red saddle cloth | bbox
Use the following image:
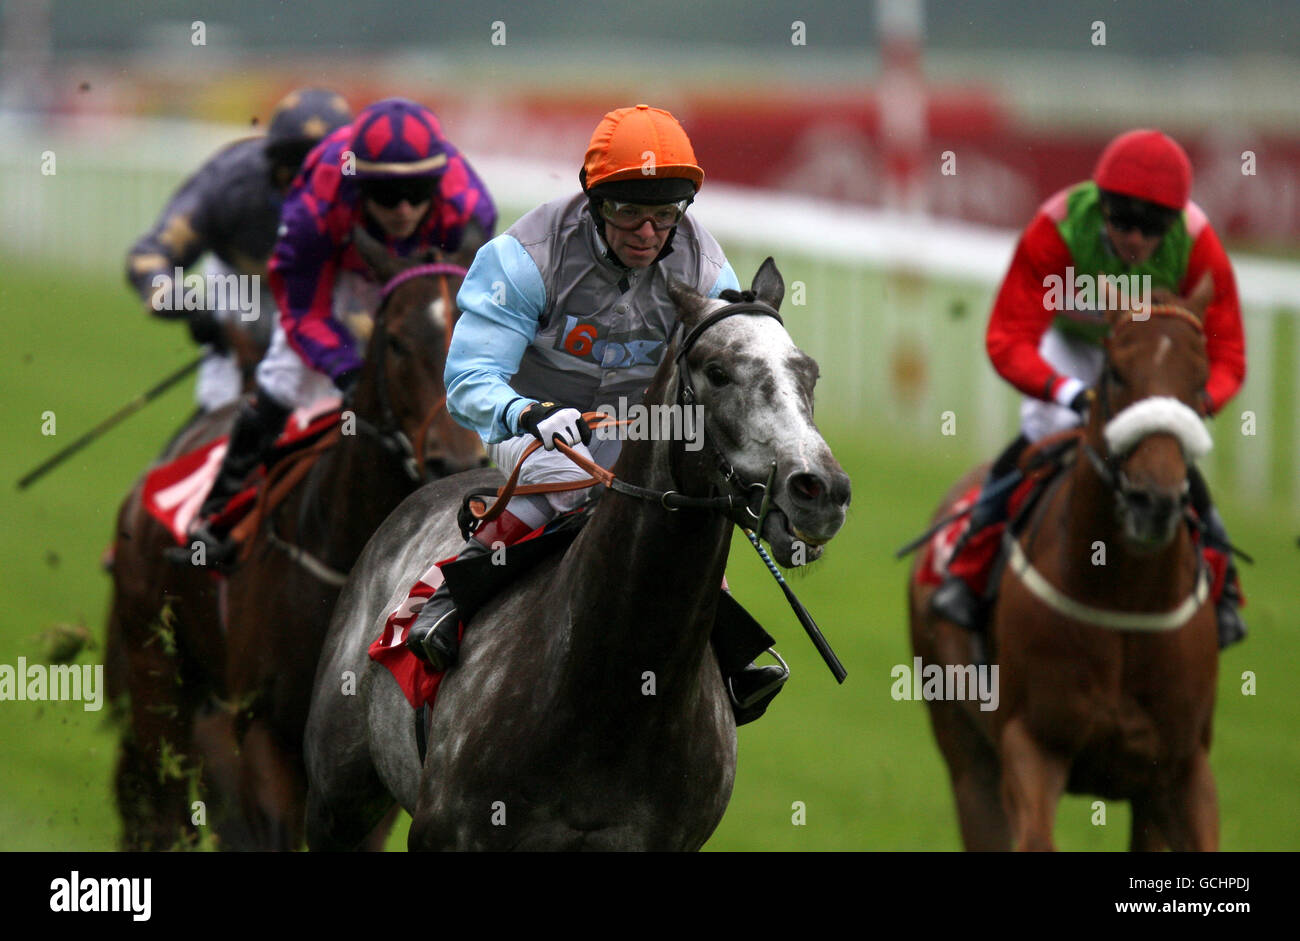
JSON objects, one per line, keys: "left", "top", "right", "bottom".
{"left": 368, "top": 521, "right": 556, "bottom": 711}
{"left": 916, "top": 474, "right": 1237, "bottom": 608}
{"left": 141, "top": 401, "right": 341, "bottom": 546}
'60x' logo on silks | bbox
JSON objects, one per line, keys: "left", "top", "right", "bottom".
{"left": 557, "top": 315, "right": 665, "bottom": 369}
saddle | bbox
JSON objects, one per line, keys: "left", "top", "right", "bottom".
{"left": 370, "top": 488, "right": 776, "bottom": 713}
{"left": 142, "top": 405, "right": 342, "bottom": 550}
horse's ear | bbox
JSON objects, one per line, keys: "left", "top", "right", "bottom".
{"left": 668, "top": 278, "right": 710, "bottom": 328}
{"left": 750, "top": 257, "right": 784, "bottom": 311}
{"left": 352, "top": 224, "right": 398, "bottom": 282}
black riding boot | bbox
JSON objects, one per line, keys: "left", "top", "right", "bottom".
{"left": 405, "top": 539, "right": 491, "bottom": 671}
{"left": 727, "top": 654, "right": 790, "bottom": 726}
{"left": 172, "top": 388, "right": 290, "bottom": 568}
{"left": 405, "top": 511, "right": 530, "bottom": 670}
{"left": 1188, "top": 467, "right": 1247, "bottom": 649}
{"left": 931, "top": 434, "right": 1029, "bottom": 630}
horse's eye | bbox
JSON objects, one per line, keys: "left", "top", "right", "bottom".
{"left": 705, "top": 363, "right": 730, "bottom": 387}
{"left": 387, "top": 334, "right": 408, "bottom": 356}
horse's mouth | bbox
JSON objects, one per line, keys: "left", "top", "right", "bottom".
{"left": 761, "top": 507, "right": 827, "bottom": 567}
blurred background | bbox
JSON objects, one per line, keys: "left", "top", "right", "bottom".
{"left": 1, "top": 0, "right": 1296, "bottom": 851}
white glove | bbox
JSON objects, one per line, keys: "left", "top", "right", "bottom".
{"left": 519, "top": 402, "right": 591, "bottom": 451}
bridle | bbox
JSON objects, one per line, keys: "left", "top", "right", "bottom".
{"left": 353, "top": 262, "right": 467, "bottom": 483}
{"left": 466, "top": 298, "right": 787, "bottom": 530}
{"left": 1080, "top": 304, "right": 1205, "bottom": 497}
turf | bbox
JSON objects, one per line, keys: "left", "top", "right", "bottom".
{"left": 0, "top": 256, "right": 1295, "bottom": 851}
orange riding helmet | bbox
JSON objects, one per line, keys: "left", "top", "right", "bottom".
{"left": 581, "top": 104, "right": 704, "bottom": 203}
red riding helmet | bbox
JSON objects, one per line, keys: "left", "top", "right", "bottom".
{"left": 1093, "top": 129, "right": 1193, "bottom": 211}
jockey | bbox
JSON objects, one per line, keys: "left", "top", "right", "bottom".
{"left": 183, "top": 97, "right": 497, "bottom": 563}
{"left": 126, "top": 88, "right": 353, "bottom": 415}
{"left": 406, "top": 103, "right": 788, "bottom": 717}
{"left": 932, "top": 128, "right": 1248, "bottom": 648}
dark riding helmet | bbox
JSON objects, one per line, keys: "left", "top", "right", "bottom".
{"left": 265, "top": 87, "right": 352, "bottom": 182}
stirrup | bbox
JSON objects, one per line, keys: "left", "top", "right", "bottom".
{"left": 164, "top": 520, "right": 238, "bottom": 571}
{"left": 728, "top": 647, "right": 789, "bottom": 711}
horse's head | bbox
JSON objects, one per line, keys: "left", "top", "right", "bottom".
{"left": 660, "top": 257, "right": 851, "bottom": 567}
{"left": 351, "top": 225, "right": 486, "bottom": 478}
{"left": 1092, "top": 303, "right": 1212, "bottom": 550}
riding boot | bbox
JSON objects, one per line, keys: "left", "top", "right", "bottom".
{"left": 1188, "top": 467, "right": 1247, "bottom": 649}
{"left": 727, "top": 656, "right": 790, "bottom": 726}
{"left": 170, "top": 387, "right": 290, "bottom": 568}
{"left": 931, "top": 433, "right": 1029, "bottom": 630}
{"left": 405, "top": 512, "right": 529, "bottom": 671}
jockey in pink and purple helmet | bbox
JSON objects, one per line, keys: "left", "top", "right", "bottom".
{"left": 180, "top": 98, "right": 497, "bottom": 565}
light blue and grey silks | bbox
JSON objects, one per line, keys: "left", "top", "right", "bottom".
{"left": 444, "top": 192, "right": 739, "bottom": 530}
{"left": 444, "top": 192, "right": 739, "bottom": 446}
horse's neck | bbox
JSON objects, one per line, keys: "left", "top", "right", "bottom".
{"left": 559, "top": 434, "right": 733, "bottom": 701}
{"left": 292, "top": 412, "right": 414, "bottom": 569}
{"left": 1056, "top": 435, "right": 1195, "bottom": 608}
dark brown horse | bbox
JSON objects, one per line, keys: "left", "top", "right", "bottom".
{"left": 910, "top": 303, "right": 1220, "bottom": 851}
{"left": 304, "top": 259, "right": 852, "bottom": 850}
{"left": 105, "top": 230, "right": 484, "bottom": 850}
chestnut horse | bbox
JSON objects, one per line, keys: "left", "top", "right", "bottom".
{"left": 304, "top": 259, "right": 852, "bottom": 850}
{"left": 105, "top": 230, "right": 484, "bottom": 849}
{"left": 910, "top": 303, "right": 1220, "bottom": 851}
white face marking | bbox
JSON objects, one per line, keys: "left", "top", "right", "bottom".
{"left": 426, "top": 298, "right": 447, "bottom": 333}
{"left": 690, "top": 298, "right": 819, "bottom": 474}
{"left": 1153, "top": 335, "right": 1172, "bottom": 367}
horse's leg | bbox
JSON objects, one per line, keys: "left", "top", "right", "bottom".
{"left": 1150, "top": 750, "right": 1219, "bottom": 852}
{"left": 358, "top": 806, "right": 401, "bottom": 851}
{"left": 999, "top": 716, "right": 1070, "bottom": 852}
{"left": 190, "top": 702, "right": 258, "bottom": 850}
{"left": 1128, "top": 797, "right": 1169, "bottom": 852}
{"left": 117, "top": 609, "right": 204, "bottom": 850}
{"left": 922, "top": 623, "right": 1009, "bottom": 850}
{"left": 238, "top": 717, "right": 306, "bottom": 851}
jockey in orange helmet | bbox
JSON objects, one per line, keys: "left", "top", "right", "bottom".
{"left": 932, "top": 129, "right": 1248, "bottom": 649}
{"left": 405, "top": 105, "right": 788, "bottom": 722}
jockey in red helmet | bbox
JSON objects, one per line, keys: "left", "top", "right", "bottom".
{"left": 178, "top": 98, "right": 496, "bottom": 566}
{"left": 931, "top": 128, "right": 1248, "bottom": 649}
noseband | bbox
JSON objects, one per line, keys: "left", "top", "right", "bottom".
{"left": 1081, "top": 304, "right": 1208, "bottom": 496}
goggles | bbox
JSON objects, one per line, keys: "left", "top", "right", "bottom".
{"left": 361, "top": 176, "right": 438, "bottom": 209}
{"left": 1106, "top": 211, "right": 1173, "bottom": 238}
{"left": 599, "top": 198, "right": 690, "bottom": 232}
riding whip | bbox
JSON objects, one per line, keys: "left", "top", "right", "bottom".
{"left": 16, "top": 354, "right": 203, "bottom": 490}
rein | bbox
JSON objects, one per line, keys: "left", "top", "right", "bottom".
{"left": 466, "top": 300, "right": 786, "bottom": 528}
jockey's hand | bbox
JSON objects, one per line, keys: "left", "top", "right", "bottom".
{"left": 335, "top": 369, "right": 360, "bottom": 405}
{"left": 519, "top": 402, "right": 591, "bottom": 450}
{"left": 187, "top": 309, "right": 228, "bottom": 354}
{"left": 1068, "top": 389, "right": 1093, "bottom": 415}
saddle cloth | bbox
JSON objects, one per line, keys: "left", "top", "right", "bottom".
{"left": 141, "top": 400, "right": 342, "bottom": 545}
{"left": 916, "top": 467, "right": 1235, "bottom": 609}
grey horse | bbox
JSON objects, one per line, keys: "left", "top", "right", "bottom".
{"left": 304, "top": 258, "right": 851, "bottom": 850}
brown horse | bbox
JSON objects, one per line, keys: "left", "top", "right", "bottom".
{"left": 105, "top": 230, "right": 484, "bottom": 850}
{"left": 910, "top": 303, "right": 1220, "bottom": 851}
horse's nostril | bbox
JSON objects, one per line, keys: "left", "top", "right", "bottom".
{"left": 789, "top": 472, "right": 824, "bottom": 502}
